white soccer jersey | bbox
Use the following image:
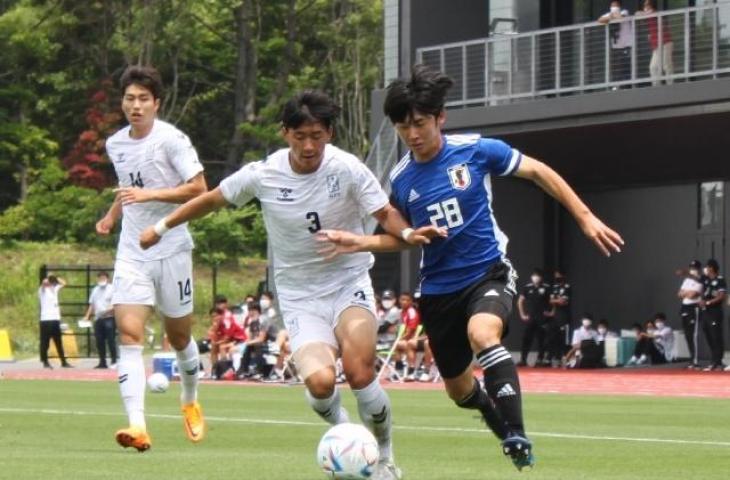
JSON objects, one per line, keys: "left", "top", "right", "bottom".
{"left": 220, "top": 144, "right": 389, "bottom": 300}
{"left": 106, "top": 119, "right": 204, "bottom": 261}
{"left": 88, "top": 284, "right": 114, "bottom": 319}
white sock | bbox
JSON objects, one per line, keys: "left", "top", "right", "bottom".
{"left": 306, "top": 388, "right": 350, "bottom": 425}
{"left": 118, "top": 345, "right": 146, "bottom": 430}
{"left": 175, "top": 338, "right": 200, "bottom": 405}
{"left": 353, "top": 379, "right": 393, "bottom": 461}
{"left": 232, "top": 349, "right": 242, "bottom": 372}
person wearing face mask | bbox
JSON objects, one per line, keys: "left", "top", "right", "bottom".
{"left": 377, "top": 290, "right": 401, "bottom": 347}
{"left": 678, "top": 260, "right": 703, "bottom": 369}
{"left": 517, "top": 269, "right": 552, "bottom": 367}
{"left": 700, "top": 259, "right": 726, "bottom": 371}
{"left": 628, "top": 314, "right": 674, "bottom": 365}
{"left": 258, "top": 291, "right": 279, "bottom": 327}
{"left": 598, "top": 1, "right": 633, "bottom": 85}
{"left": 563, "top": 314, "right": 598, "bottom": 368}
{"left": 546, "top": 270, "right": 571, "bottom": 367}
{"left": 83, "top": 271, "right": 117, "bottom": 369}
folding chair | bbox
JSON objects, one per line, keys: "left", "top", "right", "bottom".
{"left": 376, "top": 324, "right": 406, "bottom": 382}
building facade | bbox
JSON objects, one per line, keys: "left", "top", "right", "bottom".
{"left": 371, "top": 0, "right": 730, "bottom": 353}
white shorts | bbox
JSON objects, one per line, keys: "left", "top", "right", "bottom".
{"left": 279, "top": 269, "right": 377, "bottom": 354}
{"left": 112, "top": 251, "right": 194, "bottom": 318}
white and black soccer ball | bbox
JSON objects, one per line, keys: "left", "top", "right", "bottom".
{"left": 147, "top": 372, "right": 170, "bottom": 393}
{"left": 317, "top": 423, "right": 379, "bottom": 479}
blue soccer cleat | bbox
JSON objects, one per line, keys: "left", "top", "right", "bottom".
{"left": 502, "top": 434, "right": 535, "bottom": 471}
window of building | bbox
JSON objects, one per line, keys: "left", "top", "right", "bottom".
{"left": 698, "top": 181, "right": 724, "bottom": 230}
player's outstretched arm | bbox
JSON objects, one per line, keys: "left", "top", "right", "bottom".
{"left": 115, "top": 172, "right": 208, "bottom": 206}
{"left": 372, "top": 203, "right": 447, "bottom": 246}
{"left": 514, "top": 155, "right": 624, "bottom": 257}
{"left": 139, "top": 187, "right": 229, "bottom": 250}
{"left": 316, "top": 225, "right": 445, "bottom": 260}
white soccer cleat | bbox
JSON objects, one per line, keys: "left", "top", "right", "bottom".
{"left": 372, "top": 460, "right": 403, "bottom": 480}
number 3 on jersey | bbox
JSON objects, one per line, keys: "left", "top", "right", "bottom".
{"left": 306, "top": 212, "right": 321, "bottom": 233}
{"left": 427, "top": 198, "right": 464, "bottom": 229}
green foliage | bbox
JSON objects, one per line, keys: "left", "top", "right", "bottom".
{"left": 190, "top": 203, "right": 267, "bottom": 265}
{"left": 0, "top": 160, "right": 116, "bottom": 244}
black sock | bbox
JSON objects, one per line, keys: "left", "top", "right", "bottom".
{"left": 477, "top": 345, "right": 525, "bottom": 437}
{"left": 456, "top": 379, "right": 509, "bottom": 440}
{"left": 407, "top": 366, "right": 415, "bottom": 375}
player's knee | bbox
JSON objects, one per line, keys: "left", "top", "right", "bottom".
{"left": 343, "top": 365, "right": 375, "bottom": 390}
{"left": 168, "top": 332, "right": 191, "bottom": 351}
{"left": 305, "top": 369, "right": 336, "bottom": 399}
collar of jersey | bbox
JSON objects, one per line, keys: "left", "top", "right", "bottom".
{"left": 409, "top": 135, "right": 448, "bottom": 165}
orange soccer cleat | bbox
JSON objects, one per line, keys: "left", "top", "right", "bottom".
{"left": 115, "top": 426, "right": 152, "bottom": 452}
{"left": 181, "top": 401, "right": 206, "bottom": 443}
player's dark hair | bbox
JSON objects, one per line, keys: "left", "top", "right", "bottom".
{"left": 209, "top": 307, "right": 224, "bottom": 315}
{"left": 706, "top": 258, "right": 720, "bottom": 273}
{"left": 598, "top": 319, "right": 609, "bottom": 327}
{"left": 383, "top": 64, "right": 454, "bottom": 124}
{"left": 120, "top": 65, "right": 164, "bottom": 100}
{"left": 654, "top": 312, "right": 666, "bottom": 321}
{"left": 281, "top": 90, "right": 340, "bottom": 130}
{"left": 47, "top": 275, "right": 58, "bottom": 285}
{"left": 248, "top": 302, "right": 262, "bottom": 314}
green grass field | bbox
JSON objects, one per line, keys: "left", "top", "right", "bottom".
{"left": 0, "top": 380, "right": 728, "bottom": 480}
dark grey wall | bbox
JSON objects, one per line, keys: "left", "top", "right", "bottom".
{"left": 562, "top": 184, "right": 698, "bottom": 331}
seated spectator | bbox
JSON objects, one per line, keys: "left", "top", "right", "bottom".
{"left": 238, "top": 302, "right": 280, "bottom": 379}
{"left": 271, "top": 329, "right": 294, "bottom": 382}
{"left": 404, "top": 332, "right": 435, "bottom": 382}
{"left": 259, "top": 291, "right": 279, "bottom": 326}
{"left": 627, "top": 313, "right": 674, "bottom": 366}
{"left": 563, "top": 314, "right": 598, "bottom": 368}
{"left": 377, "top": 290, "right": 401, "bottom": 348}
{"left": 210, "top": 306, "right": 247, "bottom": 379}
{"left": 394, "top": 292, "right": 421, "bottom": 377}
{"left": 596, "top": 319, "right": 618, "bottom": 344}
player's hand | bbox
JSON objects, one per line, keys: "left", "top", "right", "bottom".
{"left": 316, "top": 230, "right": 365, "bottom": 261}
{"left": 520, "top": 314, "right": 530, "bottom": 322}
{"left": 403, "top": 225, "right": 448, "bottom": 245}
{"left": 578, "top": 213, "right": 624, "bottom": 257}
{"left": 115, "top": 187, "right": 152, "bottom": 205}
{"left": 139, "top": 226, "right": 161, "bottom": 250}
{"left": 96, "top": 215, "right": 115, "bottom": 235}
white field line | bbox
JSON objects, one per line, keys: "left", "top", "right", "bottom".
{"left": 1, "top": 407, "right": 729, "bottom": 448}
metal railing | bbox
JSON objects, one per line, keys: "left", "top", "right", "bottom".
{"left": 416, "top": 4, "right": 730, "bottom": 107}
{"left": 363, "top": 118, "right": 399, "bottom": 232}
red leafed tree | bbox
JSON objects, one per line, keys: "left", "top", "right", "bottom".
{"left": 63, "top": 79, "right": 123, "bottom": 190}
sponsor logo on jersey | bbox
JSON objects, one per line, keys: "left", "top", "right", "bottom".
{"left": 277, "top": 187, "right": 295, "bottom": 202}
{"left": 447, "top": 164, "right": 471, "bottom": 190}
{"left": 115, "top": 153, "right": 125, "bottom": 164}
{"left": 408, "top": 189, "right": 420, "bottom": 203}
{"left": 326, "top": 174, "right": 341, "bottom": 198}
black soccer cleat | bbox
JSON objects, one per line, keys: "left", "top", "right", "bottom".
{"left": 502, "top": 434, "right": 535, "bottom": 471}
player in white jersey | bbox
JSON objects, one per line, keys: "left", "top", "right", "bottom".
{"left": 139, "top": 91, "right": 440, "bottom": 480}
{"left": 96, "top": 66, "right": 208, "bottom": 452}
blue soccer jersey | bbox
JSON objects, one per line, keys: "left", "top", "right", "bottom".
{"left": 389, "top": 134, "right": 522, "bottom": 295}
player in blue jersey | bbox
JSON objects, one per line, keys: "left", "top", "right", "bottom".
{"left": 318, "top": 65, "right": 624, "bottom": 471}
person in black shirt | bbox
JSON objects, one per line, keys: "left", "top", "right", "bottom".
{"left": 700, "top": 259, "right": 726, "bottom": 371}
{"left": 546, "top": 270, "right": 571, "bottom": 367}
{"left": 517, "top": 269, "right": 551, "bottom": 366}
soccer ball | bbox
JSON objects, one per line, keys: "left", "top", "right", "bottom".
{"left": 147, "top": 372, "right": 169, "bottom": 393}
{"left": 316, "top": 423, "right": 379, "bottom": 479}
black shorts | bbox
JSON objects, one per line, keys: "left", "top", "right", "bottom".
{"left": 418, "top": 260, "right": 516, "bottom": 379}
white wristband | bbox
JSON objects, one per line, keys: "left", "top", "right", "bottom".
{"left": 153, "top": 218, "right": 170, "bottom": 236}
{"left": 401, "top": 227, "right": 414, "bottom": 242}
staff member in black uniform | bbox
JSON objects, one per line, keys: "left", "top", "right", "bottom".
{"left": 517, "top": 269, "right": 551, "bottom": 367}
{"left": 546, "top": 270, "right": 571, "bottom": 367}
{"left": 700, "top": 259, "right": 726, "bottom": 371}
{"left": 678, "top": 260, "right": 703, "bottom": 369}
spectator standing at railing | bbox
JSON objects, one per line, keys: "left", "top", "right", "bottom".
{"left": 598, "top": 1, "right": 633, "bottom": 85}
{"left": 83, "top": 271, "right": 117, "bottom": 369}
{"left": 637, "top": 0, "right": 673, "bottom": 85}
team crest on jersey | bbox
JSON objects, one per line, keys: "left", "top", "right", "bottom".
{"left": 326, "top": 174, "right": 341, "bottom": 198}
{"left": 447, "top": 164, "right": 471, "bottom": 190}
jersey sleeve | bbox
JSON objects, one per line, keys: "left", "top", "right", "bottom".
{"left": 165, "top": 130, "right": 204, "bottom": 182}
{"left": 351, "top": 161, "right": 389, "bottom": 215}
{"left": 718, "top": 278, "right": 727, "bottom": 292}
{"left": 478, "top": 138, "right": 522, "bottom": 177}
{"left": 219, "top": 161, "right": 261, "bottom": 206}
